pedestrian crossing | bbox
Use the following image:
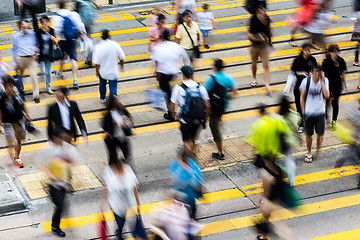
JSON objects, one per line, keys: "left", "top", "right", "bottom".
{"left": 0, "top": 0, "right": 359, "bottom": 239}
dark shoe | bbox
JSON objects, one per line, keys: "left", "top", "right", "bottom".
{"left": 73, "top": 83, "right": 79, "bottom": 90}
{"left": 52, "top": 228, "right": 66, "bottom": 237}
{"left": 204, "top": 44, "right": 210, "bottom": 49}
{"left": 34, "top": 98, "right": 40, "bottom": 103}
{"left": 84, "top": 60, "right": 92, "bottom": 66}
{"left": 212, "top": 152, "right": 225, "bottom": 160}
{"left": 357, "top": 182, "right": 360, "bottom": 189}
{"left": 164, "top": 113, "right": 175, "bottom": 122}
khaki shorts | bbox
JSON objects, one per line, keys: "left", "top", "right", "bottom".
{"left": 4, "top": 119, "right": 26, "bottom": 146}
{"left": 250, "top": 43, "right": 270, "bottom": 69}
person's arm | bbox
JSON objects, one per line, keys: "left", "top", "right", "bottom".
{"left": 11, "top": 33, "right": 19, "bottom": 67}
{"left": 300, "top": 89, "right": 306, "bottom": 116}
{"left": 211, "top": 18, "right": 215, "bottom": 30}
{"left": 246, "top": 31, "right": 265, "bottom": 43}
{"left": 342, "top": 71, "right": 348, "bottom": 93}
{"left": 95, "top": 64, "right": 100, "bottom": 77}
{"left": 169, "top": 101, "right": 176, "bottom": 120}
{"left": 321, "top": 77, "right": 330, "bottom": 100}
{"left": 133, "top": 186, "right": 141, "bottom": 214}
{"left": 117, "top": 45, "right": 126, "bottom": 71}
{"left": 205, "top": 99, "right": 210, "bottom": 121}
{"left": 22, "top": 102, "right": 31, "bottom": 122}
{"left": 72, "top": 101, "right": 88, "bottom": 143}
{"left": 175, "top": 25, "right": 182, "bottom": 44}
{"left": 197, "top": 28, "right": 203, "bottom": 46}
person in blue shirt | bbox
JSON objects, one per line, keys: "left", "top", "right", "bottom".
{"left": 205, "top": 59, "right": 237, "bottom": 160}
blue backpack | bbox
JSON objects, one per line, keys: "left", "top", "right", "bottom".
{"left": 57, "top": 13, "right": 79, "bottom": 41}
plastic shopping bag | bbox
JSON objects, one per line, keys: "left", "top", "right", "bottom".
{"left": 98, "top": 214, "right": 108, "bottom": 240}
{"left": 284, "top": 72, "right": 296, "bottom": 94}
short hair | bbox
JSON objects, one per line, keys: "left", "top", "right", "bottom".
{"left": 58, "top": 0, "right": 66, "bottom": 9}
{"left": 101, "top": 29, "right": 110, "bottom": 40}
{"left": 158, "top": 14, "right": 166, "bottom": 21}
{"left": 311, "top": 64, "right": 321, "bottom": 72}
{"left": 40, "top": 15, "right": 50, "bottom": 23}
{"left": 57, "top": 87, "right": 69, "bottom": 96}
{"left": 203, "top": 3, "right": 209, "bottom": 10}
{"left": 4, "top": 75, "right": 15, "bottom": 86}
{"left": 17, "top": 19, "right": 28, "bottom": 29}
{"left": 161, "top": 28, "right": 170, "bottom": 41}
{"left": 301, "top": 43, "right": 312, "bottom": 50}
{"left": 327, "top": 44, "right": 340, "bottom": 53}
{"left": 183, "top": 10, "right": 192, "bottom": 17}
{"left": 214, "top": 59, "right": 224, "bottom": 71}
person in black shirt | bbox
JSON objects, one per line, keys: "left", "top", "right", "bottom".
{"left": 322, "top": 44, "right": 347, "bottom": 130}
{"left": 246, "top": 4, "right": 272, "bottom": 94}
{"left": 290, "top": 43, "right": 317, "bottom": 133}
{"left": 0, "top": 76, "right": 31, "bottom": 168}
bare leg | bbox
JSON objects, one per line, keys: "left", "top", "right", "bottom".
{"left": 215, "top": 140, "right": 223, "bottom": 153}
{"left": 316, "top": 134, "right": 324, "bottom": 160}
{"left": 306, "top": 135, "right": 313, "bottom": 159}
{"left": 14, "top": 139, "right": 22, "bottom": 160}
{"left": 71, "top": 59, "right": 78, "bottom": 77}
{"left": 203, "top": 36, "right": 207, "bottom": 46}
{"left": 263, "top": 67, "right": 271, "bottom": 93}
{"left": 59, "top": 60, "right": 65, "bottom": 74}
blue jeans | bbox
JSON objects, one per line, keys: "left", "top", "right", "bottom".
{"left": 99, "top": 75, "right": 118, "bottom": 100}
{"left": 40, "top": 60, "right": 52, "bottom": 89}
{"left": 113, "top": 212, "right": 126, "bottom": 240}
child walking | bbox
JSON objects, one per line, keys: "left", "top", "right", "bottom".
{"left": 197, "top": 3, "right": 215, "bottom": 49}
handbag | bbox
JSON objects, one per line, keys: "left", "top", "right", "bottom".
{"left": 284, "top": 72, "right": 296, "bottom": 94}
{"left": 182, "top": 23, "right": 201, "bottom": 58}
{"left": 132, "top": 215, "right": 148, "bottom": 239}
{"left": 51, "top": 44, "right": 63, "bottom": 61}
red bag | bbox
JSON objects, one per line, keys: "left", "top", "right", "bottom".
{"left": 99, "top": 214, "right": 108, "bottom": 240}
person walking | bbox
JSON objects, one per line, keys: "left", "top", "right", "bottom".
{"left": 37, "top": 15, "right": 57, "bottom": 95}
{"left": 149, "top": 14, "right": 170, "bottom": 51}
{"left": 197, "top": 3, "right": 215, "bottom": 49}
{"left": 169, "top": 146, "right": 203, "bottom": 220}
{"left": 53, "top": 0, "right": 86, "bottom": 89}
{"left": 300, "top": 65, "right": 330, "bottom": 163}
{"left": 0, "top": 76, "right": 31, "bottom": 168}
{"left": 37, "top": 129, "right": 78, "bottom": 238}
{"left": 175, "top": 10, "right": 203, "bottom": 64}
{"left": 175, "top": 0, "right": 196, "bottom": 26}
{"left": 16, "top": 0, "right": 41, "bottom": 31}
{"left": 169, "top": 66, "right": 210, "bottom": 151}
{"left": 47, "top": 87, "right": 88, "bottom": 143}
{"left": 322, "top": 44, "right": 347, "bottom": 131}
{"left": 205, "top": 59, "right": 237, "bottom": 160}
{"left": 102, "top": 95, "right": 133, "bottom": 165}
{"left": 291, "top": 43, "right": 317, "bottom": 133}
{"left": 11, "top": 19, "right": 40, "bottom": 102}
{"left": 247, "top": 4, "right": 272, "bottom": 94}
{"left": 151, "top": 29, "right": 190, "bottom": 121}
{"left": 93, "top": 29, "right": 126, "bottom": 103}
{"left": 101, "top": 158, "right": 141, "bottom": 240}
{"left": 353, "top": 0, "right": 360, "bottom": 67}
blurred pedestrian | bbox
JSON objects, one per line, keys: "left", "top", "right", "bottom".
{"left": 101, "top": 158, "right": 141, "bottom": 240}
{"left": 175, "top": 0, "right": 196, "bottom": 26}
{"left": 169, "top": 147, "right": 203, "bottom": 219}
{"left": 323, "top": 44, "right": 347, "bottom": 130}
{"left": 304, "top": 0, "right": 333, "bottom": 50}
{"left": 353, "top": 0, "right": 360, "bottom": 68}
{"left": 11, "top": 19, "right": 40, "bottom": 103}
{"left": 151, "top": 29, "right": 190, "bottom": 121}
{"left": 247, "top": 4, "right": 272, "bottom": 94}
{"left": 197, "top": 3, "right": 215, "bottom": 49}
{"left": 47, "top": 87, "right": 88, "bottom": 143}
{"left": 291, "top": 43, "right": 317, "bottom": 133}
{"left": 169, "top": 66, "right": 210, "bottom": 151}
{"left": 93, "top": 29, "right": 126, "bottom": 104}
{"left": 0, "top": 76, "right": 31, "bottom": 168}
{"left": 37, "top": 128, "right": 78, "bottom": 238}
{"left": 102, "top": 95, "right": 133, "bottom": 165}
{"left": 53, "top": 0, "right": 86, "bottom": 89}
{"left": 75, "top": 0, "right": 97, "bottom": 65}
{"left": 37, "top": 15, "right": 57, "bottom": 95}
{"left": 16, "top": 0, "right": 40, "bottom": 31}
{"left": 300, "top": 65, "right": 329, "bottom": 162}
{"left": 205, "top": 59, "right": 237, "bottom": 160}
{"left": 0, "top": 51, "right": 10, "bottom": 72}
{"left": 149, "top": 14, "right": 170, "bottom": 51}
{"left": 175, "top": 10, "right": 203, "bottom": 64}
{"left": 148, "top": 6, "right": 163, "bottom": 27}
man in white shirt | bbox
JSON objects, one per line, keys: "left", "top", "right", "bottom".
{"left": 93, "top": 29, "right": 126, "bottom": 103}
{"left": 300, "top": 65, "right": 330, "bottom": 163}
{"left": 169, "top": 66, "right": 210, "bottom": 151}
{"left": 53, "top": 0, "right": 86, "bottom": 89}
{"left": 151, "top": 29, "right": 190, "bottom": 121}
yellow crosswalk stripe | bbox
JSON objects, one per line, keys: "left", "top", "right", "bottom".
{"left": 40, "top": 164, "right": 360, "bottom": 232}
{"left": 308, "top": 228, "right": 360, "bottom": 240}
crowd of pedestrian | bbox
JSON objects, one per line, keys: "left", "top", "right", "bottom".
{"left": 0, "top": 0, "right": 360, "bottom": 239}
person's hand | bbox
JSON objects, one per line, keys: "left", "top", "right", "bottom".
{"left": 50, "top": 36, "right": 56, "bottom": 42}
{"left": 32, "top": 54, "right": 38, "bottom": 61}
{"left": 120, "top": 65, "right": 125, "bottom": 72}
{"left": 24, "top": 113, "right": 31, "bottom": 122}
{"left": 0, "top": 125, "right": 4, "bottom": 135}
{"left": 299, "top": 71, "right": 308, "bottom": 77}
{"left": 17, "top": 0, "right": 23, "bottom": 9}
{"left": 171, "top": 111, "right": 177, "bottom": 120}
{"left": 198, "top": 40, "right": 203, "bottom": 47}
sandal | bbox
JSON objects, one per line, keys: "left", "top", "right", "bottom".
{"left": 353, "top": 63, "right": 360, "bottom": 67}
{"left": 250, "top": 81, "right": 257, "bottom": 87}
{"left": 305, "top": 155, "right": 313, "bottom": 163}
{"left": 257, "top": 235, "right": 268, "bottom": 240}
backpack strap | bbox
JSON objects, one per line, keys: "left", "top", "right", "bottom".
{"left": 304, "top": 75, "right": 311, "bottom": 103}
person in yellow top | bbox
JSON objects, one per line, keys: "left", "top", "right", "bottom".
{"left": 175, "top": 10, "right": 203, "bottom": 63}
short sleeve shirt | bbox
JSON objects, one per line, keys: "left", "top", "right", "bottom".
{"left": 170, "top": 79, "right": 209, "bottom": 123}
{"left": 249, "top": 14, "right": 270, "bottom": 44}
{"left": 197, "top": 11, "right": 214, "bottom": 30}
{"left": 205, "top": 72, "right": 237, "bottom": 108}
{"left": 0, "top": 92, "right": 23, "bottom": 123}
{"left": 300, "top": 76, "right": 329, "bottom": 116}
{"left": 291, "top": 54, "right": 317, "bottom": 85}
{"left": 175, "top": 21, "right": 201, "bottom": 50}
{"left": 322, "top": 56, "right": 347, "bottom": 92}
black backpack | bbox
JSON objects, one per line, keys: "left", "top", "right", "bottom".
{"left": 209, "top": 75, "right": 226, "bottom": 116}
{"left": 244, "top": 0, "right": 266, "bottom": 14}
{"left": 181, "top": 83, "right": 206, "bottom": 124}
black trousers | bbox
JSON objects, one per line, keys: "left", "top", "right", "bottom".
{"left": 50, "top": 185, "right": 67, "bottom": 229}
{"left": 20, "top": 3, "right": 38, "bottom": 32}
{"left": 326, "top": 90, "right": 341, "bottom": 121}
{"left": 157, "top": 73, "right": 174, "bottom": 111}
{"left": 104, "top": 136, "right": 130, "bottom": 165}
{"left": 293, "top": 82, "right": 304, "bottom": 127}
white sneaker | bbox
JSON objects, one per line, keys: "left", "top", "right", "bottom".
{"left": 100, "top": 99, "right": 106, "bottom": 104}
{"left": 297, "top": 126, "right": 304, "bottom": 133}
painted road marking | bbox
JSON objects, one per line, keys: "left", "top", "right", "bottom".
{"left": 40, "top": 164, "right": 360, "bottom": 232}
{"left": 308, "top": 228, "right": 360, "bottom": 240}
